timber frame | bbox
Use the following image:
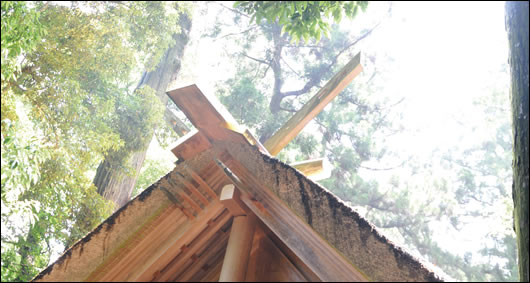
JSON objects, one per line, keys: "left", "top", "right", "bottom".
{"left": 33, "top": 53, "right": 443, "bottom": 282}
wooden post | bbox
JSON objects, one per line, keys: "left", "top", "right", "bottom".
{"left": 219, "top": 215, "right": 256, "bottom": 282}
{"left": 219, "top": 185, "right": 256, "bottom": 282}
{"left": 264, "top": 52, "right": 362, "bottom": 156}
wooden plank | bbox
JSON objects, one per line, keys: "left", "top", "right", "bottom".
{"left": 219, "top": 215, "right": 256, "bottom": 282}
{"left": 199, "top": 252, "right": 225, "bottom": 282}
{"left": 132, "top": 202, "right": 225, "bottom": 281}
{"left": 156, "top": 210, "right": 232, "bottom": 281}
{"left": 104, "top": 213, "right": 188, "bottom": 281}
{"left": 264, "top": 52, "right": 362, "bottom": 156}
{"left": 159, "top": 185, "right": 195, "bottom": 219}
{"left": 178, "top": 189, "right": 203, "bottom": 214}
{"left": 85, "top": 204, "right": 184, "bottom": 281}
{"left": 177, "top": 173, "right": 210, "bottom": 206}
{"left": 167, "top": 85, "right": 241, "bottom": 140}
{"left": 186, "top": 166, "right": 218, "bottom": 200}
{"left": 219, "top": 157, "right": 369, "bottom": 282}
{"left": 247, "top": 226, "right": 307, "bottom": 282}
{"left": 245, "top": 225, "right": 269, "bottom": 282}
{"left": 175, "top": 230, "right": 230, "bottom": 281}
{"left": 220, "top": 184, "right": 248, "bottom": 217}
{"left": 261, "top": 221, "right": 321, "bottom": 282}
{"left": 171, "top": 129, "right": 212, "bottom": 161}
{"left": 290, "top": 158, "right": 331, "bottom": 181}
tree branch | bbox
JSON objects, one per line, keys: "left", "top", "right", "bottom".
{"left": 216, "top": 25, "right": 259, "bottom": 41}
{"left": 360, "top": 157, "right": 411, "bottom": 171}
{"left": 215, "top": 2, "right": 250, "bottom": 18}
{"left": 280, "top": 56, "right": 303, "bottom": 78}
{"left": 241, "top": 53, "right": 271, "bottom": 66}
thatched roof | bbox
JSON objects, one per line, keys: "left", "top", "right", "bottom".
{"left": 33, "top": 84, "right": 443, "bottom": 282}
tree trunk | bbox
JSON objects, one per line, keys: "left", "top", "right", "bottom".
{"left": 506, "top": 2, "right": 529, "bottom": 281}
{"left": 94, "top": 12, "right": 192, "bottom": 210}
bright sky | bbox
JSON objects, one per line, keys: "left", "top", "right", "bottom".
{"left": 350, "top": 1, "right": 511, "bottom": 271}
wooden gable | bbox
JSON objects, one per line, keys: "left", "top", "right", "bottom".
{"left": 33, "top": 54, "right": 442, "bottom": 282}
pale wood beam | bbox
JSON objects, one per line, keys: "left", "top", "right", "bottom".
{"left": 220, "top": 184, "right": 248, "bottom": 217}
{"left": 177, "top": 173, "right": 210, "bottom": 206}
{"left": 133, "top": 202, "right": 226, "bottom": 281}
{"left": 290, "top": 158, "right": 331, "bottom": 181}
{"left": 264, "top": 52, "right": 362, "bottom": 156}
{"left": 170, "top": 129, "right": 212, "bottom": 161}
{"left": 167, "top": 85, "right": 242, "bottom": 141}
{"left": 219, "top": 215, "right": 256, "bottom": 282}
{"left": 185, "top": 166, "right": 219, "bottom": 200}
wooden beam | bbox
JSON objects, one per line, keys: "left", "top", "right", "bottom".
{"left": 167, "top": 85, "right": 270, "bottom": 153}
{"left": 177, "top": 174, "right": 210, "bottom": 206}
{"left": 170, "top": 129, "right": 212, "bottom": 161}
{"left": 243, "top": 129, "right": 269, "bottom": 154}
{"left": 264, "top": 52, "right": 362, "bottom": 156}
{"left": 186, "top": 166, "right": 218, "bottom": 200}
{"left": 291, "top": 158, "right": 324, "bottom": 177}
{"left": 219, "top": 215, "right": 256, "bottom": 282}
{"left": 220, "top": 184, "right": 248, "bottom": 217}
{"left": 174, "top": 230, "right": 230, "bottom": 281}
{"left": 133, "top": 202, "right": 226, "bottom": 281}
{"left": 246, "top": 226, "right": 307, "bottom": 282}
{"left": 86, "top": 205, "right": 186, "bottom": 281}
{"left": 156, "top": 210, "right": 232, "bottom": 282}
{"left": 219, "top": 157, "right": 369, "bottom": 282}
{"left": 178, "top": 189, "right": 202, "bottom": 214}
{"left": 167, "top": 85, "right": 242, "bottom": 141}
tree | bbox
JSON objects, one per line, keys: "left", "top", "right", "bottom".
{"left": 235, "top": 1, "right": 368, "bottom": 42}
{"left": 1, "top": 1, "right": 189, "bottom": 281}
{"left": 93, "top": 5, "right": 192, "bottom": 209}
{"left": 505, "top": 2, "right": 529, "bottom": 281}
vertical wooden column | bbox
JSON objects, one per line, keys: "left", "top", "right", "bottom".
{"left": 219, "top": 185, "right": 256, "bottom": 282}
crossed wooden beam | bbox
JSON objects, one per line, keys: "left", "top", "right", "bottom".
{"left": 169, "top": 52, "right": 361, "bottom": 178}
{"left": 166, "top": 52, "right": 363, "bottom": 281}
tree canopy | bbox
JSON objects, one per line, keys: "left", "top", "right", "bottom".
{"left": 1, "top": 1, "right": 189, "bottom": 281}
{"left": 234, "top": 1, "right": 368, "bottom": 42}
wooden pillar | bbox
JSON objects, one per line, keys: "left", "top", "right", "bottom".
{"left": 219, "top": 185, "right": 256, "bottom": 282}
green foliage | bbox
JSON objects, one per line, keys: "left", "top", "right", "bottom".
{"left": 1, "top": 1, "right": 46, "bottom": 82}
{"left": 109, "top": 86, "right": 165, "bottom": 169}
{"left": 1, "top": 1, "right": 187, "bottom": 281}
{"left": 132, "top": 154, "right": 175, "bottom": 198}
{"left": 1, "top": 1, "right": 46, "bottom": 129}
{"left": 105, "top": 1, "right": 188, "bottom": 70}
{"left": 1, "top": 119, "right": 48, "bottom": 226}
{"left": 218, "top": 76, "right": 270, "bottom": 128}
{"left": 234, "top": 1, "right": 368, "bottom": 42}
{"left": 218, "top": 78, "right": 292, "bottom": 143}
